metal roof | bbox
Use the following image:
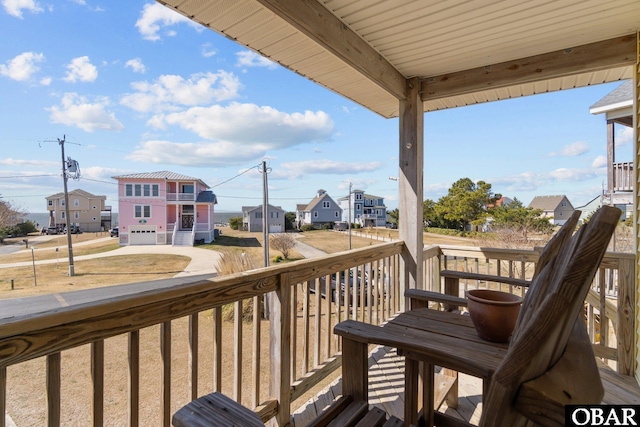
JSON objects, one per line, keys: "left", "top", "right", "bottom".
{"left": 112, "top": 171, "right": 209, "bottom": 188}
{"left": 156, "top": 0, "right": 639, "bottom": 118}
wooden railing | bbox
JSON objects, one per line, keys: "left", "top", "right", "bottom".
{"left": 613, "top": 161, "right": 634, "bottom": 192}
{"left": 0, "top": 241, "right": 404, "bottom": 427}
{"left": 0, "top": 241, "right": 633, "bottom": 426}
{"left": 423, "top": 244, "right": 636, "bottom": 376}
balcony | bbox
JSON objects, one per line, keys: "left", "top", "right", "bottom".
{"left": 0, "top": 242, "right": 635, "bottom": 426}
{"left": 613, "top": 161, "right": 634, "bottom": 192}
{"left": 167, "top": 192, "right": 196, "bottom": 202}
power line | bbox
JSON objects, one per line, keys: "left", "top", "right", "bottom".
{"left": 212, "top": 163, "right": 261, "bottom": 188}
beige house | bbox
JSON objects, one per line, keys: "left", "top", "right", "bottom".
{"left": 528, "top": 195, "right": 575, "bottom": 225}
{"left": 46, "top": 189, "right": 111, "bottom": 232}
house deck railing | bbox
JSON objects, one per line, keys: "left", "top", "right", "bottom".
{"left": 167, "top": 192, "right": 196, "bottom": 202}
{"left": 613, "top": 161, "right": 634, "bottom": 192}
{"left": 0, "top": 241, "right": 634, "bottom": 426}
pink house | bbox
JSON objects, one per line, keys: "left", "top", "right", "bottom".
{"left": 112, "top": 171, "right": 217, "bottom": 246}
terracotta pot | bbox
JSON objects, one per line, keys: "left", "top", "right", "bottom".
{"left": 466, "top": 289, "right": 522, "bottom": 343}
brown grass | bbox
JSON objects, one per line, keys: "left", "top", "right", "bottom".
{"left": 1, "top": 239, "right": 120, "bottom": 263}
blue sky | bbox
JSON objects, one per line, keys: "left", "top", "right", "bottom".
{"left": 0, "top": 1, "right": 633, "bottom": 215}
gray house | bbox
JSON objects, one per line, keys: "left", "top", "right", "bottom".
{"left": 528, "top": 195, "right": 575, "bottom": 225}
{"left": 242, "top": 204, "right": 286, "bottom": 232}
{"left": 296, "top": 189, "right": 343, "bottom": 229}
{"left": 338, "top": 189, "right": 387, "bottom": 227}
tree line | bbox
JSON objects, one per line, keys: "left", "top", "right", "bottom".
{"left": 388, "top": 177, "right": 553, "bottom": 236}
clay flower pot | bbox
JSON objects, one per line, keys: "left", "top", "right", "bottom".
{"left": 466, "top": 289, "right": 523, "bottom": 343}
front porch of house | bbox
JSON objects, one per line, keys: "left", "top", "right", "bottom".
{"left": 0, "top": 241, "right": 636, "bottom": 426}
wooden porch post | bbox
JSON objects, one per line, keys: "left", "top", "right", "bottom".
{"left": 633, "top": 32, "right": 640, "bottom": 384}
{"left": 269, "top": 273, "right": 291, "bottom": 426}
{"left": 399, "top": 77, "right": 425, "bottom": 307}
{"left": 607, "top": 120, "right": 615, "bottom": 195}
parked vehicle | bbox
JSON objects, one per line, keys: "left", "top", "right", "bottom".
{"left": 110, "top": 227, "right": 119, "bottom": 237}
{"left": 45, "top": 227, "right": 59, "bottom": 235}
{"left": 64, "top": 225, "right": 82, "bottom": 234}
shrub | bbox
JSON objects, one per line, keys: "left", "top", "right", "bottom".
{"left": 228, "top": 216, "right": 243, "bottom": 230}
{"left": 300, "top": 224, "right": 315, "bottom": 232}
{"left": 269, "top": 233, "right": 297, "bottom": 259}
{"left": 273, "top": 255, "right": 283, "bottom": 263}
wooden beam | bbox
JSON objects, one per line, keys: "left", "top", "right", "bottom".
{"left": 253, "top": 0, "right": 407, "bottom": 100}
{"left": 422, "top": 35, "right": 636, "bottom": 101}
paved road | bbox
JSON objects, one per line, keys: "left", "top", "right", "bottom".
{"left": 0, "top": 242, "right": 222, "bottom": 319}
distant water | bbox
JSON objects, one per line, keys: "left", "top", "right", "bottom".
{"left": 24, "top": 212, "right": 240, "bottom": 227}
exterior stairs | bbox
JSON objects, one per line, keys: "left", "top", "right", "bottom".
{"left": 173, "top": 231, "right": 193, "bottom": 247}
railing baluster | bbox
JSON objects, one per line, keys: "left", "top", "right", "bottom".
{"left": 253, "top": 295, "right": 262, "bottom": 408}
{"left": 288, "top": 288, "right": 294, "bottom": 398}
{"left": 0, "top": 366, "right": 6, "bottom": 427}
{"left": 302, "top": 281, "right": 310, "bottom": 375}
{"left": 212, "top": 306, "right": 222, "bottom": 392}
{"left": 314, "top": 277, "right": 321, "bottom": 367}
{"left": 161, "top": 321, "right": 171, "bottom": 427}
{"left": 324, "top": 274, "right": 331, "bottom": 359}
{"left": 598, "top": 269, "right": 608, "bottom": 348}
{"left": 233, "top": 301, "right": 242, "bottom": 402}
{"left": 46, "top": 353, "right": 61, "bottom": 427}
{"left": 91, "top": 340, "right": 104, "bottom": 427}
{"left": 128, "top": 330, "right": 139, "bottom": 427}
{"left": 189, "top": 313, "right": 198, "bottom": 401}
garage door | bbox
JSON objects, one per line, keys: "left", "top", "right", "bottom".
{"left": 269, "top": 224, "right": 282, "bottom": 233}
{"left": 129, "top": 226, "right": 157, "bottom": 245}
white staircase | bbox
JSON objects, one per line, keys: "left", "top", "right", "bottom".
{"left": 173, "top": 231, "right": 193, "bottom": 246}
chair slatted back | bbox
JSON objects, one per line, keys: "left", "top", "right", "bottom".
{"left": 480, "top": 206, "right": 620, "bottom": 426}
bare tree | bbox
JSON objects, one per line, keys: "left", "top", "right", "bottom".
{"left": 0, "top": 199, "right": 25, "bottom": 232}
{"left": 269, "top": 233, "right": 297, "bottom": 259}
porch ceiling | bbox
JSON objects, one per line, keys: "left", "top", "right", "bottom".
{"left": 156, "top": 0, "right": 638, "bottom": 118}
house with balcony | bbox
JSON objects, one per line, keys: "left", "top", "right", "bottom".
{"left": 528, "top": 195, "right": 576, "bottom": 225}
{"left": 338, "top": 190, "right": 387, "bottom": 227}
{"left": 590, "top": 80, "right": 634, "bottom": 219}
{"left": 45, "top": 189, "right": 110, "bottom": 232}
{"left": 295, "top": 189, "right": 343, "bottom": 229}
{"left": 242, "top": 204, "right": 286, "bottom": 232}
{"left": 112, "top": 171, "right": 217, "bottom": 246}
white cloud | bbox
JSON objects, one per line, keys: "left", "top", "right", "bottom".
{"left": 127, "top": 140, "right": 264, "bottom": 166}
{"left": 125, "top": 58, "right": 146, "bottom": 73}
{"left": 202, "top": 43, "right": 216, "bottom": 58}
{"left": 236, "top": 51, "right": 278, "bottom": 70}
{"left": 0, "top": 51, "right": 44, "bottom": 81}
{"left": 2, "top": 0, "right": 43, "bottom": 18}
{"left": 549, "top": 141, "right": 588, "bottom": 157}
{"left": 616, "top": 127, "right": 633, "bottom": 146}
{"left": 272, "top": 160, "right": 382, "bottom": 180}
{"left": 135, "top": 2, "right": 201, "bottom": 41}
{"left": 39, "top": 76, "right": 51, "bottom": 85}
{"left": 48, "top": 92, "right": 124, "bottom": 132}
{"left": 592, "top": 155, "right": 607, "bottom": 168}
{"left": 63, "top": 56, "right": 98, "bottom": 82}
{"left": 121, "top": 71, "right": 241, "bottom": 113}
{"left": 154, "top": 102, "right": 334, "bottom": 148}
{"left": 548, "top": 167, "right": 597, "bottom": 181}
{"left": 0, "top": 158, "right": 57, "bottom": 167}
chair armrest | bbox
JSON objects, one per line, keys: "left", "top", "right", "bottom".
{"left": 441, "top": 270, "right": 531, "bottom": 288}
{"left": 405, "top": 289, "right": 468, "bottom": 308}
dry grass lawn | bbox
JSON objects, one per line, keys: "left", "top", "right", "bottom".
{"left": 1, "top": 238, "right": 120, "bottom": 264}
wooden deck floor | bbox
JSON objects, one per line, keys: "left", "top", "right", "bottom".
{"left": 291, "top": 345, "right": 640, "bottom": 426}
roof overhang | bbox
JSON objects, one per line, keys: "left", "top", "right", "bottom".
{"left": 156, "top": 0, "right": 638, "bottom": 118}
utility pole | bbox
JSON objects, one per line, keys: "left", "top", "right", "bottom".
{"left": 261, "top": 160, "right": 270, "bottom": 267}
{"left": 59, "top": 135, "right": 75, "bottom": 276}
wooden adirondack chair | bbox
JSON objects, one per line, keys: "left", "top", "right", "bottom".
{"left": 334, "top": 205, "right": 620, "bottom": 426}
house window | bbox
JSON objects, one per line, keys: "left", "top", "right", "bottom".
{"left": 61, "top": 212, "right": 65, "bottom": 219}
{"left": 48, "top": 200, "right": 53, "bottom": 207}
{"left": 92, "top": 217, "right": 97, "bottom": 221}
{"left": 74, "top": 212, "right": 79, "bottom": 219}
{"left": 356, "top": 204, "right": 361, "bottom": 211}
{"left": 561, "top": 201, "right": 566, "bottom": 207}
{"left": 323, "top": 201, "right": 330, "bottom": 208}
{"left": 255, "top": 212, "right": 262, "bottom": 219}
{"left": 143, "top": 184, "right": 150, "bottom": 197}
{"left": 61, "top": 200, "right": 65, "bottom": 206}
{"left": 182, "top": 184, "right": 194, "bottom": 194}
{"left": 92, "top": 205, "right": 97, "bottom": 209}
{"left": 271, "top": 212, "right": 279, "bottom": 218}
{"left": 125, "top": 184, "right": 132, "bottom": 197}
{"left": 74, "top": 199, "right": 79, "bottom": 207}
{"left": 355, "top": 193, "right": 363, "bottom": 200}
{"left": 134, "top": 184, "right": 142, "bottom": 197}
{"left": 334, "top": 211, "right": 339, "bottom": 218}
{"left": 152, "top": 185, "right": 159, "bottom": 197}
{"left": 314, "top": 211, "right": 318, "bottom": 218}
{"left": 134, "top": 205, "right": 151, "bottom": 218}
